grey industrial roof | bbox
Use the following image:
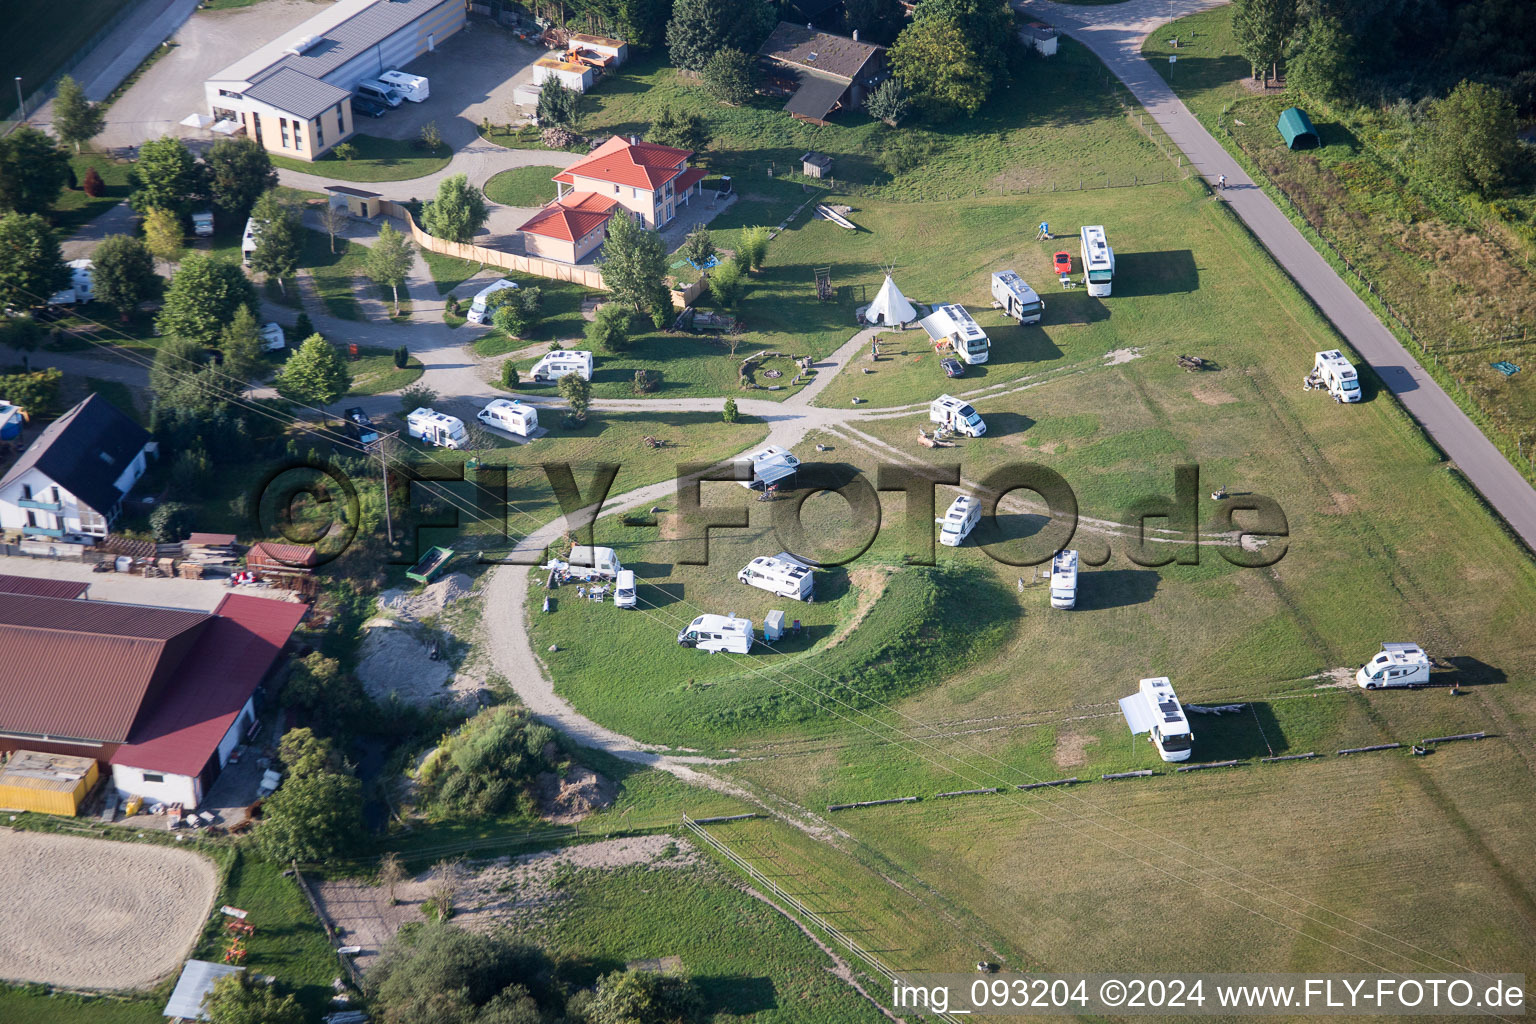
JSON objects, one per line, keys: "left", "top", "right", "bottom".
{"left": 212, "top": 0, "right": 449, "bottom": 87}
{"left": 783, "top": 70, "right": 848, "bottom": 123}
{"left": 164, "top": 960, "right": 244, "bottom": 1020}
{"left": 243, "top": 67, "right": 353, "bottom": 119}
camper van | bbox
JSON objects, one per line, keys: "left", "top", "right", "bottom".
{"left": 613, "top": 569, "right": 637, "bottom": 608}
{"left": 377, "top": 70, "right": 429, "bottom": 102}
{"left": 568, "top": 545, "right": 622, "bottom": 579}
{"left": 738, "top": 556, "right": 814, "bottom": 601}
{"left": 192, "top": 211, "right": 214, "bottom": 237}
{"left": 1050, "top": 549, "right": 1079, "bottom": 609}
{"left": 478, "top": 398, "right": 538, "bottom": 437}
{"left": 735, "top": 444, "right": 800, "bottom": 491}
{"left": 937, "top": 495, "right": 981, "bottom": 547}
{"left": 406, "top": 407, "right": 467, "bottom": 449}
{"left": 241, "top": 217, "right": 259, "bottom": 266}
{"left": 1080, "top": 225, "right": 1115, "bottom": 297}
{"left": 1355, "top": 642, "right": 1430, "bottom": 689}
{"left": 991, "top": 270, "right": 1045, "bottom": 325}
{"left": 48, "top": 259, "right": 94, "bottom": 305}
{"left": 1118, "top": 676, "right": 1193, "bottom": 762}
{"left": 1311, "top": 350, "right": 1361, "bottom": 403}
{"left": 930, "top": 395, "right": 986, "bottom": 437}
{"left": 677, "top": 613, "right": 754, "bottom": 654}
{"left": 466, "top": 279, "right": 519, "bottom": 324}
{"left": 920, "top": 304, "right": 991, "bottom": 364}
{"left": 529, "top": 349, "right": 594, "bottom": 383}
{"left": 259, "top": 322, "right": 286, "bottom": 351}
{"left": 356, "top": 80, "right": 404, "bottom": 108}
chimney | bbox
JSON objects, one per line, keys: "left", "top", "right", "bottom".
{"left": 852, "top": 28, "right": 859, "bottom": 41}
{"left": 807, "top": 22, "right": 812, "bottom": 29}
{"left": 630, "top": 135, "right": 638, "bottom": 145}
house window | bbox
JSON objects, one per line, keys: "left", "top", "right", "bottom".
{"left": 50, "top": 487, "right": 60, "bottom": 503}
{"left": 279, "top": 117, "right": 290, "bottom": 148}
{"left": 252, "top": 113, "right": 263, "bottom": 145}
{"left": 315, "top": 116, "right": 324, "bottom": 148}
{"left": 293, "top": 122, "right": 303, "bottom": 149}
{"left": 20, "top": 484, "right": 30, "bottom": 500}
{"left": 25, "top": 511, "right": 36, "bottom": 528}
{"left": 142, "top": 772, "right": 165, "bottom": 784}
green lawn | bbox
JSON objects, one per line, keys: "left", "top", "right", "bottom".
{"left": 270, "top": 134, "right": 451, "bottom": 183}
{"left": 1, "top": 0, "right": 141, "bottom": 119}
{"left": 346, "top": 347, "right": 423, "bottom": 396}
{"left": 469, "top": 276, "right": 590, "bottom": 356}
{"left": 480, "top": 123, "right": 586, "bottom": 154}
{"left": 0, "top": 989, "right": 164, "bottom": 1024}
{"left": 483, "top": 165, "right": 564, "bottom": 208}
{"left": 49, "top": 153, "right": 133, "bottom": 237}
{"left": 300, "top": 227, "right": 364, "bottom": 320}
{"left": 423, "top": 249, "right": 484, "bottom": 295}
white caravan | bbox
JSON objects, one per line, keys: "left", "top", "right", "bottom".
{"left": 1050, "top": 549, "right": 1079, "bottom": 609}
{"left": 613, "top": 569, "right": 637, "bottom": 608}
{"left": 1080, "top": 225, "right": 1115, "bottom": 297}
{"left": 258, "top": 322, "right": 286, "bottom": 351}
{"left": 529, "top": 349, "right": 594, "bottom": 382}
{"left": 242, "top": 217, "right": 259, "bottom": 266}
{"left": 1355, "top": 642, "right": 1430, "bottom": 689}
{"left": 937, "top": 494, "right": 981, "bottom": 547}
{"left": 466, "top": 279, "right": 519, "bottom": 324}
{"left": 478, "top": 398, "right": 538, "bottom": 436}
{"left": 738, "top": 555, "right": 814, "bottom": 601}
{"left": 377, "top": 70, "right": 429, "bottom": 102}
{"left": 1312, "top": 350, "right": 1361, "bottom": 403}
{"left": 736, "top": 444, "right": 800, "bottom": 491}
{"left": 406, "top": 407, "right": 467, "bottom": 449}
{"left": 677, "top": 613, "right": 754, "bottom": 654}
{"left": 920, "top": 303, "right": 991, "bottom": 364}
{"left": 1118, "top": 676, "right": 1193, "bottom": 762}
{"left": 48, "top": 259, "right": 94, "bottom": 305}
{"left": 568, "top": 545, "right": 622, "bottom": 579}
{"left": 930, "top": 395, "right": 986, "bottom": 437}
{"left": 990, "top": 270, "right": 1045, "bottom": 325}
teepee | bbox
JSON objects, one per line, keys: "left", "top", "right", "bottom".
{"left": 865, "top": 274, "right": 917, "bottom": 326}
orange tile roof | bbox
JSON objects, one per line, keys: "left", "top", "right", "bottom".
{"left": 558, "top": 135, "right": 693, "bottom": 191}
{"left": 674, "top": 167, "right": 708, "bottom": 192}
{"left": 518, "top": 191, "right": 620, "bottom": 242}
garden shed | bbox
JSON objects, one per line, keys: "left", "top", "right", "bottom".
{"left": 0, "top": 751, "right": 99, "bottom": 815}
{"left": 1277, "top": 107, "right": 1319, "bottom": 150}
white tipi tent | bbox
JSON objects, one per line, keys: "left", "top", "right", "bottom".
{"left": 864, "top": 275, "right": 917, "bottom": 326}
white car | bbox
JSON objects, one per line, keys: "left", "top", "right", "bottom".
{"left": 259, "top": 322, "right": 286, "bottom": 351}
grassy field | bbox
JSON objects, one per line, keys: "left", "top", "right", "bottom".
{"left": 0, "top": 989, "right": 163, "bottom": 1024}
{"left": 301, "top": 228, "right": 365, "bottom": 320}
{"left": 483, "top": 165, "right": 564, "bottom": 208}
{"left": 1, "top": 0, "right": 139, "bottom": 120}
{"left": 423, "top": 249, "right": 484, "bottom": 295}
{"left": 270, "top": 134, "right": 450, "bottom": 183}
{"left": 346, "top": 347, "right": 423, "bottom": 396}
{"left": 50, "top": 154, "right": 134, "bottom": 236}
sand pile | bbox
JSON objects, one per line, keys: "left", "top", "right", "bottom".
{"left": 379, "top": 572, "right": 476, "bottom": 622}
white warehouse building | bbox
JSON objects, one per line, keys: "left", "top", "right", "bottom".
{"left": 204, "top": 0, "right": 465, "bottom": 161}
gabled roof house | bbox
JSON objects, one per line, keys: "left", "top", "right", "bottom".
{"left": 758, "top": 22, "right": 888, "bottom": 126}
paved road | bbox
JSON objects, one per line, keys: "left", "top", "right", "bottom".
{"left": 1017, "top": 0, "right": 1536, "bottom": 550}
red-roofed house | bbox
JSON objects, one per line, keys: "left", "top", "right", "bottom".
{"left": 519, "top": 191, "right": 621, "bottom": 264}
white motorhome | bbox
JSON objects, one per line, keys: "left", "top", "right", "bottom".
{"left": 241, "top": 217, "right": 260, "bottom": 266}
{"left": 930, "top": 395, "right": 986, "bottom": 437}
{"left": 920, "top": 303, "right": 991, "bottom": 364}
{"left": 735, "top": 444, "right": 800, "bottom": 491}
{"left": 936, "top": 494, "right": 981, "bottom": 547}
{"left": 529, "top": 349, "right": 594, "bottom": 383}
{"left": 1311, "top": 350, "right": 1361, "bottom": 403}
{"left": 48, "top": 259, "right": 94, "bottom": 305}
{"left": 478, "top": 398, "right": 538, "bottom": 437}
{"left": 258, "top": 322, "right": 286, "bottom": 351}
{"left": 1080, "top": 225, "right": 1115, "bottom": 297}
{"left": 613, "top": 569, "right": 637, "bottom": 608}
{"left": 677, "top": 613, "right": 754, "bottom": 654}
{"left": 738, "top": 555, "right": 814, "bottom": 601}
{"left": 1118, "top": 676, "right": 1193, "bottom": 762}
{"left": 1050, "top": 549, "right": 1079, "bottom": 609}
{"left": 990, "top": 270, "right": 1044, "bottom": 325}
{"left": 568, "top": 545, "right": 622, "bottom": 579}
{"left": 466, "top": 279, "right": 519, "bottom": 324}
{"left": 377, "top": 70, "right": 429, "bottom": 102}
{"left": 1355, "top": 642, "right": 1430, "bottom": 689}
{"left": 406, "top": 408, "right": 467, "bottom": 449}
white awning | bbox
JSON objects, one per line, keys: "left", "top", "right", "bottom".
{"left": 211, "top": 118, "right": 243, "bottom": 135}
{"left": 179, "top": 112, "right": 215, "bottom": 129}
{"left": 1119, "top": 694, "right": 1156, "bottom": 734}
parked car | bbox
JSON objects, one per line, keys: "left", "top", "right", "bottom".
{"left": 1053, "top": 251, "right": 1072, "bottom": 275}
{"left": 352, "top": 95, "right": 388, "bottom": 118}
{"left": 940, "top": 357, "right": 965, "bottom": 378}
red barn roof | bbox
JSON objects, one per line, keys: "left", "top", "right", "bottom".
{"left": 0, "top": 574, "right": 89, "bottom": 600}
{"left": 553, "top": 135, "right": 692, "bottom": 191}
{"left": 518, "top": 191, "right": 620, "bottom": 241}
{"left": 247, "top": 541, "right": 319, "bottom": 570}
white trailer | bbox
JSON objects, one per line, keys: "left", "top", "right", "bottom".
{"left": 678, "top": 613, "right": 754, "bottom": 653}
{"left": 568, "top": 545, "right": 622, "bottom": 579}
{"left": 1355, "top": 642, "right": 1430, "bottom": 689}
{"left": 930, "top": 395, "right": 986, "bottom": 437}
{"left": 990, "top": 270, "right": 1045, "bottom": 325}
{"left": 478, "top": 398, "right": 538, "bottom": 437}
{"left": 1119, "top": 676, "right": 1193, "bottom": 762}
{"left": 735, "top": 444, "right": 800, "bottom": 491}
{"left": 529, "top": 349, "right": 593, "bottom": 382}
{"left": 936, "top": 494, "right": 981, "bottom": 547}
{"left": 242, "top": 217, "right": 259, "bottom": 266}
{"left": 258, "top": 322, "right": 286, "bottom": 351}
{"left": 407, "top": 408, "right": 467, "bottom": 449}
{"left": 738, "top": 555, "right": 814, "bottom": 601}
{"left": 48, "top": 259, "right": 94, "bottom": 305}
{"left": 1080, "top": 225, "right": 1115, "bottom": 297}
{"left": 1310, "top": 350, "right": 1361, "bottom": 403}
{"left": 613, "top": 569, "right": 637, "bottom": 608}
{"left": 1050, "top": 549, "right": 1079, "bottom": 609}
{"left": 920, "top": 303, "right": 991, "bottom": 364}
{"left": 192, "top": 211, "right": 214, "bottom": 237}
{"left": 377, "top": 69, "right": 429, "bottom": 102}
{"left": 467, "top": 279, "right": 519, "bottom": 324}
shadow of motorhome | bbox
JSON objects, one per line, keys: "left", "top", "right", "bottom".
{"left": 1111, "top": 250, "right": 1199, "bottom": 297}
{"left": 983, "top": 411, "right": 1036, "bottom": 438}
{"left": 1186, "top": 701, "right": 1287, "bottom": 760}
{"left": 1442, "top": 655, "right": 1507, "bottom": 688}
{"left": 1071, "top": 568, "right": 1160, "bottom": 610}
{"left": 970, "top": 510, "right": 1066, "bottom": 567}
{"left": 639, "top": 582, "right": 687, "bottom": 609}
{"left": 1042, "top": 291, "right": 1110, "bottom": 326}
{"left": 1372, "top": 365, "right": 1420, "bottom": 395}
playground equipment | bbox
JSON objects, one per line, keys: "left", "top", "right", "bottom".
{"left": 814, "top": 266, "right": 833, "bottom": 301}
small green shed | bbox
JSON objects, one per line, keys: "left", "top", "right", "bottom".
{"left": 1277, "top": 107, "right": 1319, "bottom": 150}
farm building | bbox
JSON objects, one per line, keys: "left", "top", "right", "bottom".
{"left": 246, "top": 541, "right": 319, "bottom": 574}
{"left": 0, "top": 574, "right": 88, "bottom": 600}
{"left": 203, "top": 0, "right": 465, "bottom": 161}
{"left": 1278, "top": 107, "right": 1319, "bottom": 149}
{"left": 0, "top": 750, "right": 98, "bottom": 815}
{"left": 0, "top": 593, "right": 306, "bottom": 809}
{"left": 325, "top": 184, "right": 383, "bottom": 218}
{"left": 801, "top": 152, "right": 833, "bottom": 178}
{"left": 757, "top": 22, "right": 888, "bottom": 126}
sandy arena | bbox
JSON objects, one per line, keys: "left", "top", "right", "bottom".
{"left": 0, "top": 830, "right": 218, "bottom": 990}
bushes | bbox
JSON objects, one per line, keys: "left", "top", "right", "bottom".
{"left": 501, "top": 360, "right": 520, "bottom": 389}
{"left": 399, "top": 382, "right": 437, "bottom": 417}
{"left": 490, "top": 286, "right": 543, "bottom": 338}
{"left": 722, "top": 396, "right": 738, "bottom": 423}
{"left": 393, "top": 345, "right": 410, "bottom": 369}
{"left": 585, "top": 302, "right": 632, "bottom": 352}
{"left": 706, "top": 259, "right": 746, "bottom": 308}
{"left": 416, "top": 705, "right": 557, "bottom": 818}
{"left": 632, "top": 369, "right": 658, "bottom": 394}
{"left": 148, "top": 502, "right": 194, "bottom": 543}
{"left": 81, "top": 166, "right": 104, "bottom": 197}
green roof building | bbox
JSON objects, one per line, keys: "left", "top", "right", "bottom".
{"left": 1277, "top": 107, "right": 1320, "bottom": 150}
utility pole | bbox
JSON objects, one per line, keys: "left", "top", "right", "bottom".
{"left": 368, "top": 431, "right": 399, "bottom": 546}
{"left": 13, "top": 77, "right": 24, "bottom": 120}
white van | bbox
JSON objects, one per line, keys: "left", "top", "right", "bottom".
{"left": 529, "top": 349, "right": 594, "bottom": 383}
{"left": 738, "top": 556, "right": 814, "bottom": 601}
{"left": 466, "top": 279, "right": 519, "bottom": 324}
{"left": 406, "top": 407, "right": 467, "bottom": 449}
{"left": 930, "top": 395, "right": 985, "bottom": 437}
{"left": 937, "top": 494, "right": 980, "bottom": 547}
{"left": 1355, "top": 642, "right": 1430, "bottom": 689}
{"left": 478, "top": 398, "right": 538, "bottom": 437}
{"left": 48, "top": 259, "right": 94, "bottom": 305}
{"left": 356, "top": 80, "right": 403, "bottom": 108}
{"left": 613, "top": 569, "right": 636, "bottom": 608}
{"left": 1311, "top": 349, "right": 1362, "bottom": 403}
{"left": 1050, "top": 549, "right": 1079, "bottom": 609}
{"left": 568, "top": 545, "right": 621, "bottom": 579}
{"left": 677, "top": 614, "right": 754, "bottom": 654}
{"left": 241, "top": 216, "right": 259, "bottom": 266}
{"left": 377, "top": 70, "right": 429, "bottom": 102}
{"left": 735, "top": 444, "right": 800, "bottom": 491}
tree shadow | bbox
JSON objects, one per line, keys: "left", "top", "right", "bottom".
{"left": 698, "top": 975, "right": 777, "bottom": 1015}
{"left": 1112, "top": 251, "right": 1199, "bottom": 297}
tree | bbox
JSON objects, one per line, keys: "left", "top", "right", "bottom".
{"left": 255, "top": 763, "right": 364, "bottom": 862}
{"left": 82, "top": 166, "right": 104, "bottom": 197}
{"left": 130, "top": 136, "right": 203, "bottom": 217}
{"left": 0, "top": 126, "right": 70, "bottom": 215}
{"left": 844, "top": 0, "right": 906, "bottom": 45}
{"left": 722, "top": 396, "right": 738, "bottom": 423}
{"left": 598, "top": 212, "right": 670, "bottom": 318}
{"left": 581, "top": 969, "right": 703, "bottom": 1024}
{"left": 701, "top": 48, "right": 755, "bottom": 105}
{"left": 647, "top": 107, "right": 710, "bottom": 153}
{"left": 91, "top": 234, "right": 158, "bottom": 319}
{"left": 910, "top": 0, "right": 1017, "bottom": 92}
{"left": 559, "top": 371, "right": 592, "bottom": 425}
{"left": 371, "top": 923, "right": 553, "bottom": 1024}
{"left": 421, "top": 173, "right": 489, "bottom": 243}
{"left": 736, "top": 225, "right": 770, "bottom": 272}
{"left": 142, "top": 207, "right": 184, "bottom": 265}
{"left": 334, "top": 141, "right": 359, "bottom": 163}
{"left": 667, "top": 0, "right": 775, "bottom": 72}
{"left": 149, "top": 336, "right": 215, "bottom": 410}
{"left": 205, "top": 137, "right": 278, "bottom": 222}
{"left": 536, "top": 78, "right": 581, "bottom": 129}
{"left": 278, "top": 727, "right": 342, "bottom": 777}
{"left": 156, "top": 254, "right": 255, "bottom": 344}
{"left": 682, "top": 225, "right": 715, "bottom": 267}
{"left": 52, "top": 75, "right": 105, "bottom": 155}
{"left": 393, "top": 345, "right": 409, "bottom": 369}
{"left": 864, "top": 78, "right": 911, "bottom": 126}
{"left": 1420, "top": 80, "right": 1520, "bottom": 197}
{"left": 364, "top": 222, "right": 415, "bottom": 315}
{"left": 0, "top": 213, "right": 69, "bottom": 310}
{"left": 706, "top": 258, "right": 745, "bottom": 308}
{"left": 500, "top": 360, "right": 519, "bottom": 388}
{"left": 1232, "top": 0, "right": 1297, "bottom": 86}
{"left": 0, "top": 369, "right": 62, "bottom": 417}
{"left": 1286, "top": 15, "right": 1355, "bottom": 104}
{"left": 379, "top": 852, "right": 407, "bottom": 905}
{"left": 281, "top": 652, "right": 370, "bottom": 733}
{"left": 275, "top": 334, "right": 352, "bottom": 407}
{"left": 399, "top": 381, "right": 437, "bottom": 417}
{"left": 148, "top": 501, "right": 195, "bottom": 543}
{"left": 890, "top": 17, "right": 992, "bottom": 116}
{"left": 419, "top": 119, "right": 443, "bottom": 151}
{"left": 491, "top": 286, "right": 543, "bottom": 337}
{"left": 201, "top": 972, "right": 306, "bottom": 1024}
{"left": 218, "top": 304, "right": 266, "bottom": 385}
{"left": 585, "top": 302, "right": 632, "bottom": 352}
{"left": 248, "top": 190, "right": 301, "bottom": 295}
{"left": 616, "top": 0, "right": 672, "bottom": 49}
{"left": 320, "top": 200, "right": 349, "bottom": 254}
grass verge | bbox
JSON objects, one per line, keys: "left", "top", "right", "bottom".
{"left": 270, "top": 134, "right": 451, "bottom": 183}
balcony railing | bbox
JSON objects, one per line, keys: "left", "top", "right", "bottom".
{"left": 21, "top": 525, "right": 64, "bottom": 538}
{"left": 16, "top": 498, "right": 62, "bottom": 512}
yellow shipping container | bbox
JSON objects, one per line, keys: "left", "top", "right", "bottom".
{"left": 0, "top": 750, "right": 99, "bottom": 816}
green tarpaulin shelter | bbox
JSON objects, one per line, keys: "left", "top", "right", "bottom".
{"left": 1277, "top": 107, "right": 1319, "bottom": 149}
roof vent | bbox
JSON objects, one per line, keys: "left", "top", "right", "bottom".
{"left": 808, "top": 52, "right": 818, "bottom": 61}
{"left": 852, "top": 29, "right": 859, "bottom": 41}
{"left": 285, "top": 34, "right": 316, "bottom": 56}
